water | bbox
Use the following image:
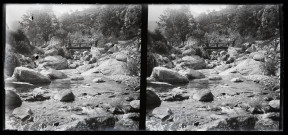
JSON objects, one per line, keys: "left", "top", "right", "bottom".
{"left": 6, "top": 78, "right": 85, "bottom": 94}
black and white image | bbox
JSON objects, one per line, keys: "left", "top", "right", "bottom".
{"left": 5, "top": 4, "right": 141, "bottom": 131}
{"left": 146, "top": 4, "right": 281, "bottom": 131}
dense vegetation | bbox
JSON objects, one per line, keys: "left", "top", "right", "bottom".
{"left": 7, "top": 5, "right": 141, "bottom": 53}
{"left": 149, "top": 5, "right": 280, "bottom": 52}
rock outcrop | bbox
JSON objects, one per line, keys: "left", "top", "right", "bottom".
{"left": 150, "top": 67, "right": 189, "bottom": 83}
{"left": 11, "top": 67, "right": 51, "bottom": 84}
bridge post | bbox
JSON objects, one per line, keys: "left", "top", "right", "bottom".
{"left": 232, "top": 40, "right": 235, "bottom": 47}
{"left": 68, "top": 39, "right": 71, "bottom": 48}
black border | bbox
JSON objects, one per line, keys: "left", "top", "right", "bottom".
{"left": 140, "top": 4, "right": 148, "bottom": 131}
{"left": 1, "top": 1, "right": 287, "bottom": 134}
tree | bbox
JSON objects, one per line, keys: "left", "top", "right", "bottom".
{"left": 157, "top": 6, "right": 195, "bottom": 46}
{"left": 98, "top": 5, "right": 127, "bottom": 39}
{"left": 20, "top": 6, "right": 58, "bottom": 46}
{"left": 123, "top": 5, "right": 141, "bottom": 39}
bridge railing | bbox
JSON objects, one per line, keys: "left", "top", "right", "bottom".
{"left": 66, "top": 39, "right": 98, "bottom": 49}
{"left": 203, "top": 40, "right": 235, "bottom": 49}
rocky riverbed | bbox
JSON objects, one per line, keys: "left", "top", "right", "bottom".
{"left": 5, "top": 40, "right": 141, "bottom": 131}
{"left": 146, "top": 38, "right": 281, "bottom": 131}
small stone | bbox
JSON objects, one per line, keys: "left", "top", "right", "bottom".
{"left": 108, "top": 95, "right": 116, "bottom": 98}
{"left": 54, "top": 90, "right": 75, "bottom": 102}
{"left": 12, "top": 105, "right": 33, "bottom": 121}
{"left": 231, "top": 77, "right": 243, "bottom": 82}
{"left": 268, "top": 100, "right": 280, "bottom": 111}
{"left": 152, "top": 107, "right": 173, "bottom": 120}
{"left": 123, "top": 113, "right": 140, "bottom": 121}
{"left": 275, "top": 89, "right": 280, "bottom": 93}
{"left": 125, "top": 97, "right": 134, "bottom": 101}
{"left": 71, "top": 76, "right": 84, "bottom": 81}
{"left": 92, "top": 78, "right": 105, "bottom": 83}
{"left": 193, "top": 89, "right": 214, "bottom": 102}
{"left": 208, "top": 76, "right": 222, "bottom": 80}
{"left": 129, "top": 100, "right": 140, "bottom": 110}
{"left": 264, "top": 97, "right": 273, "bottom": 101}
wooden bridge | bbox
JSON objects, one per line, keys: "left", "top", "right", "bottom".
{"left": 66, "top": 40, "right": 98, "bottom": 50}
{"left": 203, "top": 40, "right": 235, "bottom": 50}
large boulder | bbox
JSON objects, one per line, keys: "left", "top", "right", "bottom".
{"left": 5, "top": 90, "right": 22, "bottom": 110}
{"left": 90, "top": 47, "right": 105, "bottom": 59}
{"left": 83, "top": 59, "right": 131, "bottom": 76}
{"left": 11, "top": 67, "right": 51, "bottom": 84}
{"left": 235, "top": 59, "right": 265, "bottom": 75}
{"left": 40, "top": 68, "right": 67, "bottom": 79}
{"left": 180, "top": 55, "right": 206, "bottom": 70}
{"left": 44, "top": 48, "right": 58, "bottom": 56}
{"left": 178, "top": 69, "right": 205, "bottom": 79}
{"left": 146, "top": 89, "right": 161, "bottom": 111}
{"left": 228, "top": 47, "right": 242, "bottom": 58}
{"left": 40, "top": 55, "right": 68, "bottom": 70}
{"left": 150, "top": 67, "right": 189, "bottom": 83}
{"left": 182, "top": 48, "right": 196, "bottom": 56}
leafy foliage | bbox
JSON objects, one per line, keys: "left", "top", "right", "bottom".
{"left": 20, "top": 6, "right": 58, "bottom": 46}
{"left": 7, "top": 29, "right": 34, "bottom": 55}
{"left": 157, "top": 6, "right": 196, "bottom": 46}
{"left": 148, "top": 30, "right": 170, "bottom": 55}
{"left": 194, "top": 5, "right": 279, "bottom": 45}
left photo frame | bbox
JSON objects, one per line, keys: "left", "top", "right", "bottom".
{"left": 4, "top": 4, "right": 141, "bottom": 131}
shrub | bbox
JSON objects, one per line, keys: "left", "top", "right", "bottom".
{"left": 153, "top": 41, "right": 169, "bottom": 55}
{"left": 57, "top": 48, "right": 65, "bottom": 57}
{"left": 127, "top": 52, "right": 141, "bottom": 77}
{"left": 261, "top": 40, "right": 280, "bottom": 76}
{"left": 147, "top": 52, "right": 158, "bottom": 77}
{"left": 4, "top": 52, "right": 21, "bottom": 76}
{"left": 7, "top": 29, "right": 34, "bottom": 55}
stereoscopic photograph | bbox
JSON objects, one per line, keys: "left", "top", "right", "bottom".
{"left": 146, "top": 4, "right": 281, "bottom": 131}
{"left": 4, "top": 4, "right": 141, "bottom": 131}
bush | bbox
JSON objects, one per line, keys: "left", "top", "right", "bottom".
{"left": 147, "top": 52, "right": 158, "bottom": 77}
{"left": 57, "top": 48, "right": 65, "bottom": 57}
{"left": 127, "top": 52, "right": 141, "bottom": 77}
{"left": 7, "top": 29, "right": 34, "bottom": 55}
{"left": 153, "top": 41, "right": 169, "bottom": 55}
{"left": 261, "top": 40, "right": 280, "bottom": 76}
{"left": 4, "top": 52, "right": 21, "bottom": 76}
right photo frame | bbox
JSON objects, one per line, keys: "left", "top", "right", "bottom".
{"left": 146, "top": 4, "right": 282, "bottom": 131}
